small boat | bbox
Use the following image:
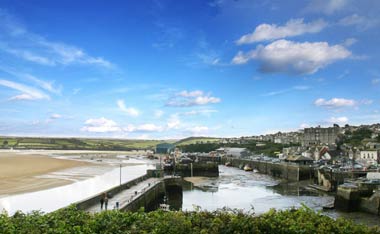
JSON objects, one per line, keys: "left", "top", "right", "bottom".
{"left": 243, "top": 164, "right": 253, "bottom": 171}
{"left": 322, "top": 202, "right": 335, "bottom": 210}
{"left": 225, "top": 162, "right": 232, "bottom": 167}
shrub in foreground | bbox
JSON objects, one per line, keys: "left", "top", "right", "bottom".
{"left": 0, "top": 205, "right": 378, "bottom": 234}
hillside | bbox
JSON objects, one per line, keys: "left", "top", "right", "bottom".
{"left": 0, "top": 137, "right": 170, "bottom": 151}
{"left": 174, "top": 137, "right": 221, "bottom": 146}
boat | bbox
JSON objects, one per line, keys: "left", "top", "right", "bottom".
{"left": 225, "top": 162, "right": 232, "bottom": 167}
{"left": 243, "top": 164, "right": 253, "bottom": 171}
{"left": 322, "top": 202, "right": 335, "bottom": 210}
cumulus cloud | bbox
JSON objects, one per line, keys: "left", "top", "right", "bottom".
{"left": 166, "top": 90, "right": 221, "bottom": 107}
{"left": 81, "top": 117, "right": 121, "bottom": 133}
{"left": 314, "top": 98, "right": 373, "bottom": 109}
{"left": 237, "top": 18, "right": 327, "bottom": 44}
{"left": 314, "top": 98, "right": 356, "bottom": 108}
{"left": 117, "top": 100, "right": 140, "bottom": 117}
{"left": 0, "top": 79, "right": 50, "bottom": 100}
{"left": 232, "top": 39, "right": 351, "bottom": 75}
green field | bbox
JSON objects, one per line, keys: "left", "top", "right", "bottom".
{"left": 0, "top": 137, "right": 172, "bottom": 151}
{"left": 174, "top": 137, "right": 221, "bottom": 146}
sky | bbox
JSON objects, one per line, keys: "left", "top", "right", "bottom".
{"left": 0, "top": 0, "right": 379, "bottom": 139}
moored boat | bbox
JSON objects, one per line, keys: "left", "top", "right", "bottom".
{"left": 243, "top": 164, "right": 253, "bottom": 171}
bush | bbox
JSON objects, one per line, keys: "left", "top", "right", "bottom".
{"left": 0, "top": 205, "right": 378, "bottom": 234}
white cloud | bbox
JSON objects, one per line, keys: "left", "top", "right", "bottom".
{"left": 263, "top": 86, "right": 310, "bottom": 96}
{"left": 300, "top": 123, "right": 310, "bottom": 129}
{"left": 0, "top": 10, "right": 113, "bottom": 68}
{"left": 178, "top": 90, "right": 204, "bottom": 97}
{"left": 0, "top": 66, "right": 62, "bottom": 95}
{"left": 237, "top": 18, "right": 327, "bottom": 44}
{"left": 182, "top": 109, "right": 218, "bottom": 116}
{"left": 314, "top": 98, "right": 356, "bottom": 108}
{"left": 166, "top": 90, "right": 221, "bottom": 107}
{"left": 232, "top": 39, "right": 351, "bottom": 75}
{"left": 50, "top": 113, "right": 62, "bottom": 119}
{"left": 372, "top": 79, "right": 380, "bottom": 85}
{"left": 305, "top": 0, "right": 349, "bottom": 14}
{"left": 167, "top": 114, "right": 181, "bottom": 129}
{"left": 81, "top": 117, "right": 121, "bottom": 133}
{"left": 187, "top": 126, "right": 209, "bottom": 135}
{"left": 0, "top": 79, "right": 50, "bottom": 100}
{"left": 339, "top": 14, "right": 379, "bottom": 30}
{"left": 117, "top": 100, "right": 140, "bottom": 117}
{"left": 124, "top": 123, "right": 163, "bottom": 132}
{"left": 327, "top": 116, "right": 349, "bottom": 125}
{"left": 154, "top": 110, "right": 164, "bottom": 118}
{"left": 342, "top": 38, "right": 357, "bottom": 47}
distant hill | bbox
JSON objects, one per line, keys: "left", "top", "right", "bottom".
{"left": 0, "top": 136, "right": 171, "bottom": 151}
{"left": 174, "top": 137, "right": 221, "bottom": 146}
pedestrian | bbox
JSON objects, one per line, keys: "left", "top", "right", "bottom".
{"left": 104, "top": 193, "right": 109, "bottom": 210}
{"left": 100, "top": 192, "right": 105, "bottom": 210}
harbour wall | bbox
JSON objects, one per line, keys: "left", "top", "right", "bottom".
{"left": 169, "top": 162, "right": 219, "bottom": 177}
{"left": 121, "top": 177, "right": 183, "bottom": 212}
{"left": 75, "top": 174, "right": 150, "bottom": 210}
{"left": 225, "top": 158, "right": 312, "bottom": 181}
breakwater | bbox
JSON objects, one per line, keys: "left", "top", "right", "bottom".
{"left": 166, "top": 162, "right": 219, "bottom": 177}
{"left": 75, "top": 174, "right": 150, "bottom": 210}
{"left": 225, "top": 158, "right": 312, "bottom": 181}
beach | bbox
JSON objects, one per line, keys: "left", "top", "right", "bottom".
{"left": 0, "top": 151, "right": 91, "bottom": 196}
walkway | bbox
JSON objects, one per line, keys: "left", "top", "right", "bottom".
{"left": 85, "top": 177, "right": 161, "bottom": 213}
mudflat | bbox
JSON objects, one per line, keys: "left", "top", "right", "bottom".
{"left": 0, "top": 152, "right": 90, "bottom": 196}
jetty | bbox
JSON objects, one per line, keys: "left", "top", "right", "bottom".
{"left": 74, "top": 170, "right": 182, "bottom": 213}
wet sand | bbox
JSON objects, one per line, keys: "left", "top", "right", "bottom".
{"left": 0, "top": 151, "right": 91, "bottom": 196}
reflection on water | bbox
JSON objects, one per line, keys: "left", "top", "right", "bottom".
{"left": 181, "top": 166, "right": 379, "bottom": 226}
{"left": 0, "top": 162, "right": 154, "bottom": 215}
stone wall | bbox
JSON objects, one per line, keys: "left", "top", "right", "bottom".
{"left": 226, "top": 158, "right": 312, "bottom": 181}
{"left": 75, "top": 174, "right": 149, "bottom": 210}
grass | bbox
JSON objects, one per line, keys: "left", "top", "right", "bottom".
{"left": 175, "top": 137, "right": 221, "bottom": 146}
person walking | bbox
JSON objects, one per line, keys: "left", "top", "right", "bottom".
{"left": 100, "top": 192, "right": 106, "bottom": 210}
{"left": 104, "top": 193, "right": 109, "bottom": 210}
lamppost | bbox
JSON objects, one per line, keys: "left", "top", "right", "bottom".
{"left": 120, "top": 163, "right": 122, "bottom": 186}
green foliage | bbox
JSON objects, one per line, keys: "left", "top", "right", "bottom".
{"left": 178, "top": 140, "right": 299, "bottom": 157}
{"left": 178, "top": 143, "right": 220, "bottom": 153}
{"left": 0, "top": 206, "right": 378, "bottom": 234}
{"left": 344, "top": 127, "right": 373, "bottom": 146}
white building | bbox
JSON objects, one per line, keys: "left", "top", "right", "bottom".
{"left": 359, "top": 150, "right": 379, "bottom": 164}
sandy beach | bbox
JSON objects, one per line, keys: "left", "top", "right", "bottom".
{"left": 0, "top": 151, "right": 91, "bottom": 196}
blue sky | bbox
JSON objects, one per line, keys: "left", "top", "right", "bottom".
{"left": 0, "top": 0, "right": 379, "bottom": 139}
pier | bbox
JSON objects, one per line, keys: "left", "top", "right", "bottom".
{"left": 74, "top": 170, "right": 182, "bottom": 212}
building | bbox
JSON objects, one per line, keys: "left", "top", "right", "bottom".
{"left": 302, "top": 125, "right": 341, "bottom": 147}
{"left": 285, "top": 155, "right": 314, "bottom": 165}
{"left": 155, "top": 143, "right": 175, "bottom": 154}
{"left": 359, "top": 150, "right": 379, "bottom": 165}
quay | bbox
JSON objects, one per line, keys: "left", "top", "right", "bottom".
{"left": 74, "top": 169, "right": 183, "bottom": 213}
